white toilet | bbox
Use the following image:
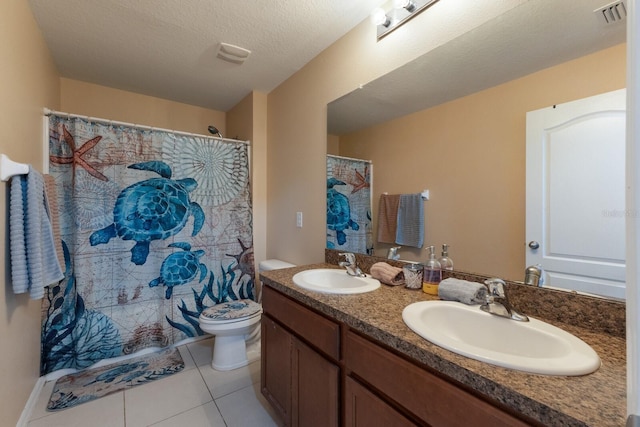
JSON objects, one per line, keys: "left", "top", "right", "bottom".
{"left": 198, "top": 259, "right": 295, "bottom": 371}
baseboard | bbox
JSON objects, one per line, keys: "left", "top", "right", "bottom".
{"left": 16, "top": 375, "right": 46, "bottom": 427}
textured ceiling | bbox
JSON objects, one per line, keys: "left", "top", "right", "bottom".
{"left": 28, "top": 0, "right": 385, "bottom": 111}
{"left": 27, "top": 0, "right": 627, "bottom": 121}
{"left": 328, "top": 0, "right": 627, "bottom": 134}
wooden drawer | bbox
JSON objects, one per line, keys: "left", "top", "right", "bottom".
{"left": 262, "top": 286, "right": 340, "bottom": 360}
{"left": 344, "top": 331, "right": 533, "bottom": 427}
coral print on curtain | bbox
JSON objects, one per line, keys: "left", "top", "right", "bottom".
{"left": 41, "top": 115, "right": 255, "bottom": 375}
{"left": 326, "top": 155, "right": 373, "bottom": 255}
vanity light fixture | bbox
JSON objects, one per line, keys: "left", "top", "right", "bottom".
{"left": 372, "top": 0, "right": 440, "bottom": 40}
{"left": 393, "top": 0, "right": 416, "bottom": 13}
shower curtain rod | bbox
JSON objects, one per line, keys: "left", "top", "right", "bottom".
{"left": 43, "top": 108, "right": 250, "bottom": 145}
{"left": 327, "top": 153, "right": 372, "bottom": 163}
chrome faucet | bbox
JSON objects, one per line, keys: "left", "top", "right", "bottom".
{"left": 387, "top": 246, "right": 401, "bottom": 260}
{"left": 480, "top": 278, "right": 529, "bottom": 322}
{"left": 524, "top": 265, "right": 542, "bottom": 286}
{"left": 338, "top": 252, "right": 366, "bottom": 277}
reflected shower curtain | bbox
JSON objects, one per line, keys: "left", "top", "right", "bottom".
{"left": 326, "top": 155, "right": 373, "bottom": 255}
{"left": 41, "top": 115, "right": 254, "bottom": 375}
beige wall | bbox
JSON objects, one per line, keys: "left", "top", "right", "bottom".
{"left": 227, "top": 92, "right": 253, "bottom": 140}
{"left": 326, "top": 134, "right": 339, "bottom": 156}
{"left": 338, "top": 44, "right": 626, "bottom": 281}
{"left": 0, "top": 1, "right": 60, "bottom": 425}
{"left": 266, "top": 1, "right": 528, "bottom": 266}
{"left": 61, "top": 79, "right": 225, "bottom": 135}
{"left": 227, "top": 91, "right": 268, "bottom": 286}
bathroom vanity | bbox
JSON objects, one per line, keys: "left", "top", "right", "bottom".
{"left": 260, "top": 263, "right": 626, "bottom": 427}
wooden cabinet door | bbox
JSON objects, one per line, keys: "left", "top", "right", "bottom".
{"left": 291, "top": 337, "right": 339, "bottom": 427}
{"left": 261, "top": 315, "right": 292, "bottom": 425}
{"left": 345, "top": 376, "right": 417, "bottom": 427}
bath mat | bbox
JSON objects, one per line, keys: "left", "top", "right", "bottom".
{"left": 47, "top": 347, "right": 184, "bottom": 411}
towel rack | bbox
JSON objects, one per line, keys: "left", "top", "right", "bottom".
{"left": 382, "top": 190, "right": 430, "bottom": 200}
{"left": 0, "top": 154, "right": 29, "bottom": 182}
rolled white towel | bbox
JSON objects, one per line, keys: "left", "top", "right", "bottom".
{"left": 370, "top": 262, "right": 405, "bottom": 286}
{"left": 438, "top": 278, "right": 487, "bottom": 305}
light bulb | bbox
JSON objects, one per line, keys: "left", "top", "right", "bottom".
{"left": 370, "top": 8, "right": 390, "bottom": 27}
{"left": 393, "top": 0, "right": 416, "bottom": 12}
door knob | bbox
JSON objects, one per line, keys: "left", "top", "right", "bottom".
{"left": 528, "top": 241, "right": 540, "bottom": 250}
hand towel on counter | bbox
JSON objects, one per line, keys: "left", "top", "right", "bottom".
{"left": 377, "top": 194, "right": 400, "bottom": 244}
{"left": 370, "top": 262, "right": 405, "bottom": 286}
{"left": 395, "top": 193, "right": 424, "bottom": 248}
{"left": 10, "top": 167, "right": 64, "bottom": 299}
{"left": 438, "top": 278, "right": 487, "bottom": 305}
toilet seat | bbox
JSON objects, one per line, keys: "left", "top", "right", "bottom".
{"left": 199, "top": 299, "right": 262, "bottom": 325}
{"left": 198, "top": 299, "right": 263, "bottom": 371}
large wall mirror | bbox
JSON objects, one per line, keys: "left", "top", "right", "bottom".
{"left": 326, "top": 0, "right": 626, "bottom": 298}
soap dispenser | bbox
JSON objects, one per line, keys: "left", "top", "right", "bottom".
{"left": 422, "top": 245, "right": 442, "bottom": 295}
{"left": 438, "top": 244, "right": 454, "bottom": 271}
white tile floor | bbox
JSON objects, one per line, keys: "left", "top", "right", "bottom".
{"left": 27, "top": 338, "right": 284, "bottom": 427}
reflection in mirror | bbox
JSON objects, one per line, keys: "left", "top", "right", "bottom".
{"left": 525, "top": 89, "right": 626, "bottom": 299}
{"left": 326, "top": 155, "right": 373, "bottom": 255}
{"left": 326, "top": 0, "right": 626, "bottom": 298}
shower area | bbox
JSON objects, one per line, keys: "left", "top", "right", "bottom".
{"left": 40, "top": 112, "right": 255, "bottom": 376}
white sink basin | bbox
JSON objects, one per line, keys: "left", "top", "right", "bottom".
{"left": 402, "top": 301, "right": 600, "bottom": 376}
{"left": 292, "top": 268, "right": 381, "bottom": 294}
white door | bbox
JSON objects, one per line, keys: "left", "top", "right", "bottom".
{"left": 526, "top": 89, "right": 626, "bottom": 299}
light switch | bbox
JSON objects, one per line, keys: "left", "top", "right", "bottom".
{"left": 296, "top": 211, "right": 303, "bottom": 228}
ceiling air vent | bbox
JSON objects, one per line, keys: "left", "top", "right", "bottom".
{"left": 216, "top": 43, "right": 251, "bottom": 65}
{"left": 595, "top": 0, "right": 627, "bottom": 24}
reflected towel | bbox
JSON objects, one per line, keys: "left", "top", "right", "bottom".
{"left": 370, "top": 262, "right": 405, "bottom": 286}
{"left": 395, "top": 193, "right": 424, "bottom": 248}
{"left": 10, "top": 167, "right": 64, "bottom": 299}
{"left": 438, "top": 278, "right": 487, "bottom": 305}
{"left": 377, "top": 194, "right": 400, "bottom": 244}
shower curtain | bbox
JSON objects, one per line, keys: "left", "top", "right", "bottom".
{"left": 326, "top": 155, "right": 373, "bottom": 255}
{"left": 41, "top": 114, "right": 255, "bottom": 375}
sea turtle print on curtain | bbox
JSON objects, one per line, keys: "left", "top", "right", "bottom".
{"left": 149, "top": 242, "right": 208, "bottom": 299}
{"left": 89, "top": 161, "right": 205, "bottom": 265}
{"left": 327, "top": 177, "right": 359, "bottom": 245}
{"left": 41, "top": 115, "right": 255, "bottom": 375}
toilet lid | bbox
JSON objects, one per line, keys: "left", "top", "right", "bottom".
{"left": 199, "top": 299, "right": 262, "bottom": 322}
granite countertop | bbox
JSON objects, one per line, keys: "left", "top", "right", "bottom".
{"left": 260, "top": 263, "right": 626, "bottom": 427}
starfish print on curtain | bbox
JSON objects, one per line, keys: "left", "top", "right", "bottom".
{"left": 350, "top": 166, "right": 370, "bottom": 194}
{"left": 50, "top": 125, "right": 107, "bottom": 181}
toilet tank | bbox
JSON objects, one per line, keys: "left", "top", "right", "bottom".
{"left": 257, "top": 259, "right": 295, "bottom": 302}
{"left": 259, "top": 259, "right": 295, "bottom": 273}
